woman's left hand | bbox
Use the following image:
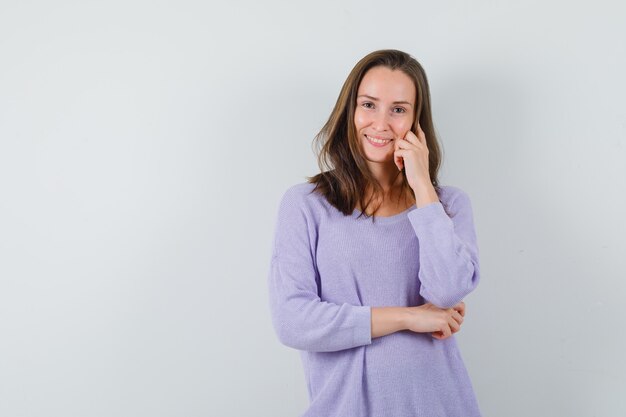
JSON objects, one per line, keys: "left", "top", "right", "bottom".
{"left": 394, "top": 122, "right": 431, "bottom": 192}
{"left": 431, "top": 301, "right": 466, "bottom": 340}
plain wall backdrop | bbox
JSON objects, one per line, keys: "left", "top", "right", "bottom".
{"left": 1, "top": 1, "right": 625, "bottom": 416}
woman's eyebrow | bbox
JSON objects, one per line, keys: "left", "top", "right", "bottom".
{"left": 357, "top": 94, "right": 413, "bottom": 107}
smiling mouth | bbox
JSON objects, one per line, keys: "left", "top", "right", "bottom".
{"left": 365, "top": 135, "right": 393, "bottom": 145}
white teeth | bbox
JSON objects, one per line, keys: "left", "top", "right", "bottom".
{"left": 367, "top": 135, "right": 391, "bottom": 144}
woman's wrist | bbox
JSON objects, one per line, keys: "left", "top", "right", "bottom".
{"left": 371, "top": 306, "right": 412, "bottom": 339}
{"left": 412, "top": 180, "right": 439, "bottom": 208}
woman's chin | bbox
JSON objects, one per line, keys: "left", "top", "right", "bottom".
{"left": 363, "top": 154, "right": 395, "bottom": 166}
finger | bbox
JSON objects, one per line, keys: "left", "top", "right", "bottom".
{"left": 452, "top": 310, "right": 464, "bottom": 326}
{"left": 394, "top": 149, "right": 414, "bottom": 170}
{"left": 432, "top": 330, "right": 446, "bottom": 340}
{"left": 403, "top": 130, "right": 420, "bottom": 145}
{"left": 396, "top": 136, "right": 419, "bottom": 150}
{"left": 394, "top": 149, "right": 410, "bottom": 160}
{"left": 453, "top": 302, "right": 465, "bottom": 317}
{"left": 399, "top": 135, "right": 426, "bottom": 155}
{"left": 441, "top": 323, "right": 452, "bottom": 338}
{"left": 448, "top": 316, "right": 460, "bottom": 333}
{"left": 394, "top": 152, "right": 404, "bottom": 170}
{"left": 447, "top": 309, "right": 460, "bottom": 326}
{"left": 416, "top": 123, "right": 427, "bottom": 144}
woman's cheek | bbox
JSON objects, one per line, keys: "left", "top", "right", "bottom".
{"left": 402, "top": 117, "right": 414, "bottom": 132}
{"left": 392, "top": 118, "right": 412, "bottom": 137}
{"left": 354, "top": 111, "right": 367, "bottom": 129}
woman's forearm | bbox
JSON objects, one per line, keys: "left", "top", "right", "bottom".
{"left": 371, "top": 307, "right": 409, "bottom": 339}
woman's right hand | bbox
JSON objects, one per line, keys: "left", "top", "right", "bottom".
{"left": 405, "top": 302, "right": 465, "bottom": 340}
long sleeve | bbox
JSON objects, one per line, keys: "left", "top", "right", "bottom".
{"left": 407, "top": 188, "right": 480, "bottom": 309}
{"left": 267, "top": 187, "right": 372, "bottom": 352}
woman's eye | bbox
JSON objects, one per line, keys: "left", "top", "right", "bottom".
{"left": 362, "top": 102, "right": 374, "bottom": 108}
{"left": 393, "top": 107, "right": 406, "bottom": 114}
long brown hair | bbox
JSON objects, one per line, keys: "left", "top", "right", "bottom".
{"left": 306, "top": 49, "right": 443, "bottom": 220}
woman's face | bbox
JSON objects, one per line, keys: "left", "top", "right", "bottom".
{"left": 354, "top": 66, "right": 416, "bottom": 166}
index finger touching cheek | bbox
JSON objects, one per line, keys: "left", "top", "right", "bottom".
{"left": 403, "top": 130, "right": 419, "bottom": 144}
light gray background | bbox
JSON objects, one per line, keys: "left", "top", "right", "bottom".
{"left": 1, "top": 1, "right": 625, "bottom": 416}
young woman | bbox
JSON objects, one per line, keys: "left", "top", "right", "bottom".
{"left": 268, "top": 49, "right": 482, "bottom": 417}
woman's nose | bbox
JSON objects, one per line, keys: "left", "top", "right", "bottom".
{"left": 371, "top": 111, "right": 390, "bottom": 131}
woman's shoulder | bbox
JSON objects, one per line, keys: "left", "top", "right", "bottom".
{"left": 282, "top": 181, "right": 317, "bottom": 197}
{"left": 280, "top": 182, "right": 318, "bottom": 203}
{"left": 278, "top": 181, "right": 326, "bottom": 213}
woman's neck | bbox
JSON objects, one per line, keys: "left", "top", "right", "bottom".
{"left": 364, "top": 174, "right": 414, "bottom": 206}
{"left": 368, "top": 162, "right": 403, "bottom": 192}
